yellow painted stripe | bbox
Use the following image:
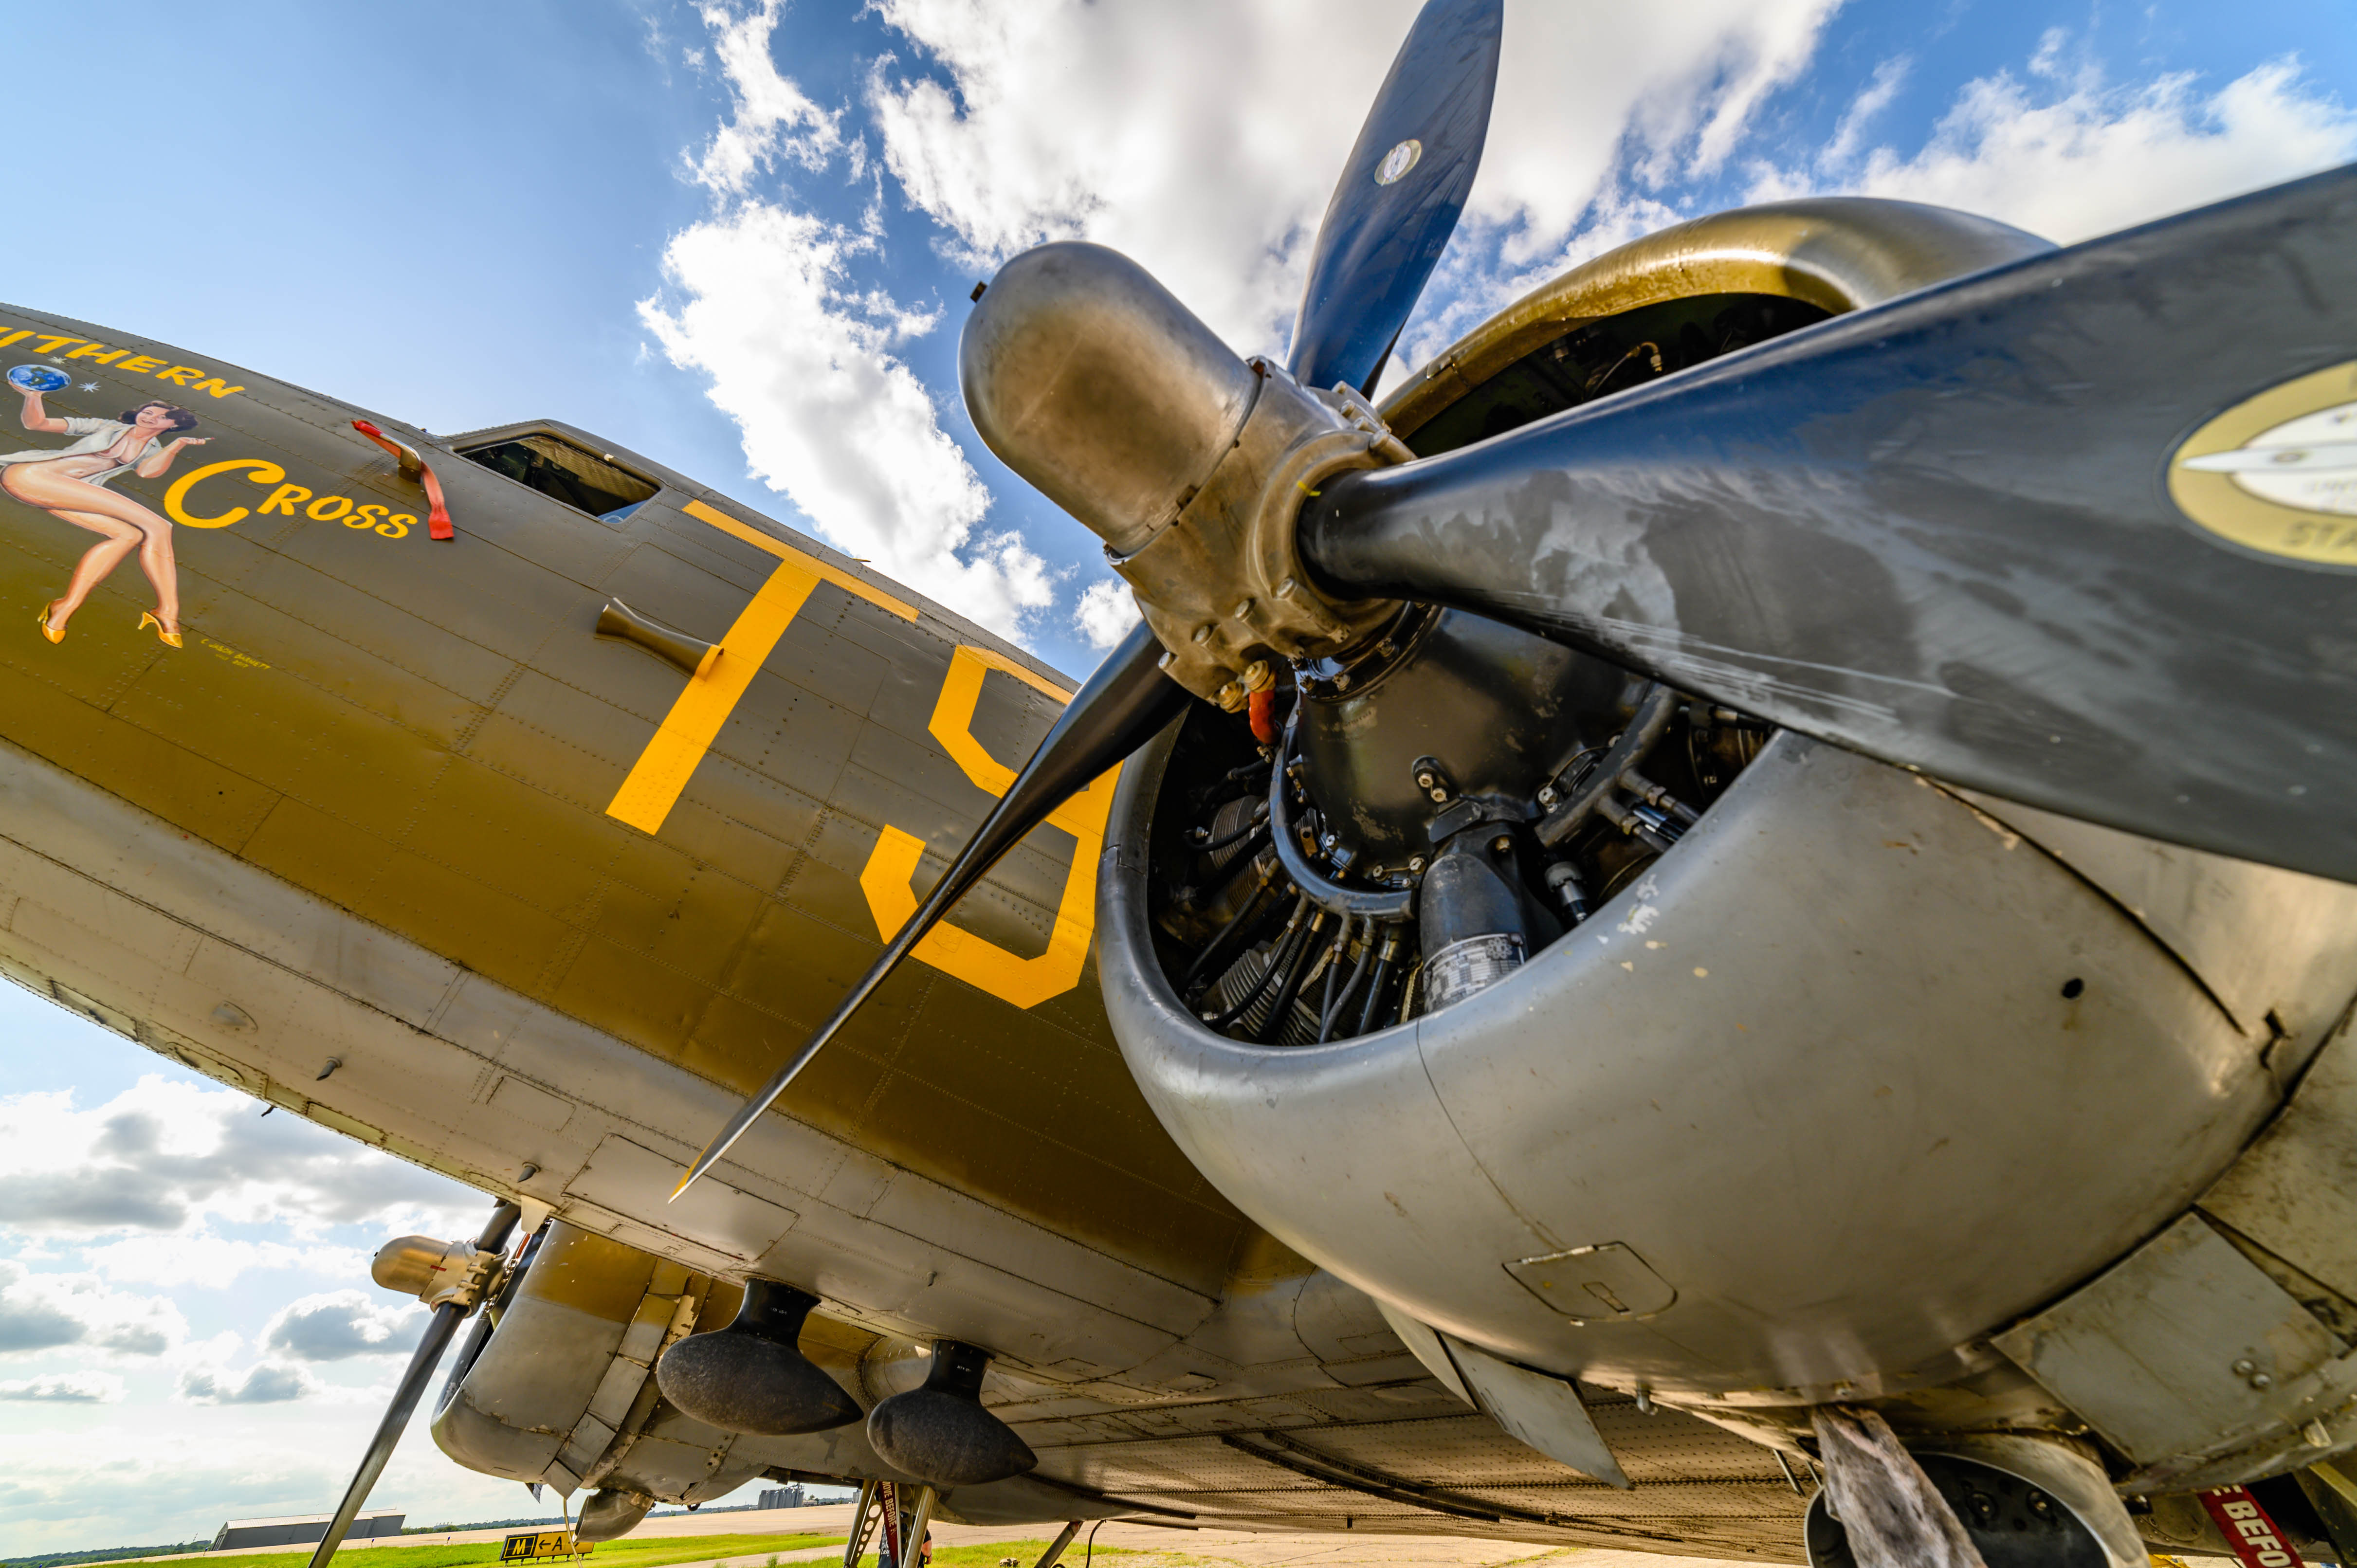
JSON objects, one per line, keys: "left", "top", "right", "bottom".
{"left": 928, "top": 645, "right": 1072, "bottom": 798}
{"left": 605, "top": 559, "right": 822, "bottom": 834}
{"left": 682, "top": 498, "right": 917, "bottom": 621}
{"left": 606, "top": 497, "right": 924, "bottom": 835}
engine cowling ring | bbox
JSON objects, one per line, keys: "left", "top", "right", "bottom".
{"left": 1101, "top": 717, "right": 2293, "bottom": 1410}
{"left": 1097, "top": 195, "right": 2357, "bottom": 1486}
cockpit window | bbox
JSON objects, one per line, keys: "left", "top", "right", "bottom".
{"left": 460, "top": 433, "right": 658, "bottom": 523}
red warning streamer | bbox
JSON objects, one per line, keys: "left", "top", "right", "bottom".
{"left": 350, "top": 419, "right": 455, "bottom": 541}
{"left": 2200, "top": 1485, "right": 2306, "bottom": 1568}
{"left": 877, "top": 1481, "right": 902, "bottom": 1568}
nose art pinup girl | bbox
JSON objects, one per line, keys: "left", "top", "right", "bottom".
{"left": 0, "top": 384, "right": 207, "bottom": 646}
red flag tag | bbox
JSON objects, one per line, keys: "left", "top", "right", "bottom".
{"left": 2199, "top": 1485, "right": 2305, "bottom": 1568}
{"left": 351, "top": 419, "right": 455, "bottom": 540}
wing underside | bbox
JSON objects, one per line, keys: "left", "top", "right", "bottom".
{"left": 1011, "top": 1381, "right": 1802, "bottom": 1559}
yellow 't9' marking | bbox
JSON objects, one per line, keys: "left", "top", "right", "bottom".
{"left": 859, "top": 646, "right": 1119, "bottom": 1010}
{"left": 605, "top": 498, "right": 915, "bottom": 834}
{"left": 608, "top": 503, "right": 1107, "bottom": 1010}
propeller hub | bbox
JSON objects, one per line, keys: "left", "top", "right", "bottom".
{"left": 371, "top": 1233, "right": 504, "bottom": 1310}
{"left": 963, "top": 242, "right": 1260, "bottom": 558}
{"left": 963, "top": 241, "right": 1407, "bottom": 700}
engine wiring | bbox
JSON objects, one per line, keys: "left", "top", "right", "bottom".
{"left": 1145, "top": 667, "right": 1772, "bottom": 1043}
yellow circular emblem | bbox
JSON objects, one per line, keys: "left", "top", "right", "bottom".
{"left": 1375, "top": 139, "right": 1423, "bottom": 185}
{"left": 2169, "top": 359, "right": 2357, "bottom": 567}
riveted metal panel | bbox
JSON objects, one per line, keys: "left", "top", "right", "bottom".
{"left": 2202, "top": 1013, "right": 2357, "bottom": 1306}
{"left": 565, "top": 1134, "right": 795, "bottom": 1262}
{"left": 1993, "top": 1212, "right": 2342, "bottom": 1463}
{"left": 0, "top": 295, "right": 1255, "bottom": 1301}
{"left": 1442, "top": 1332, "right": 1629, "bottom": 1487}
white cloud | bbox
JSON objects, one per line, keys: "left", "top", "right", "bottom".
{"left": 689, "top": 0, "right": 843, "bottom": 193}
{"left": 0, "top": 1371, "right": 125, "bottom": 1404}
{"left": 81, "top": 1236, "right": 368, "bottom": 1292}
{"left": 0, "top": 1077, "right": 482, "bottom": 1279}
{"left": 0, "top": 1262, "right": 186, "bottom": 1358}
{"left": 0, "top": 1406, "right": 550, "bottom": 1553}
{"left": 644, "top": 1, "right": 1061, "bottom": 640}
{"left": 645, "top": 3, "right": 2352, "bottom": 668}
{"left": 1819, "top": 56, "right": 1911, "bottom": 171}
{"left": 1414, "top": 41, "right": 2355, "bottom": 379}
{"left": 178, "top": 1361, "right": 319, "bottom": 1405}
{"left": 261, "top": 1291, "right": 423, "bottom": 1362}
{"left": 1750, "top": 52, "right": 2357, "bottom": 244}
{"left": 639, "top": 202, "right": 1056, "bottom": 638}
{"left": 867, "top": 0, "right": 1846, "bottom": 353}
{"left": 867, "top": 0, "right": 1375, "bottom": 353}
{"left": 1072, "top": 579, "right": 1139, "bottom": 652}
{"left": 652, "top": 0, "right": 1857, "bottom": 652}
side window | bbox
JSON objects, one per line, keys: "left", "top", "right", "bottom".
{"left": 460, "top": 433, "right": 658, "bottom": 523}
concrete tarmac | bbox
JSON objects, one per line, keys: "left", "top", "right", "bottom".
{"left": 157, "top": 1500, "right": 1734, "bottom": 1568}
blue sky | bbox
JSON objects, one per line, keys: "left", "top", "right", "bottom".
{"left": 2, "top": 0, "right": 2352, "bottom": 1552}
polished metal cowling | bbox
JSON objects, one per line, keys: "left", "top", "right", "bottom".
{"left": 371, "top": 1233, "right": 502, "bottom": 1309}
{"left": 1086, "top": 195, "right": 2357, "bottom": 1503}
{"left": 961, "top": 241, "right": 1407, "bottom": 701}
{"left": 961, "top": 241, "right": 1260, "bottom": 559}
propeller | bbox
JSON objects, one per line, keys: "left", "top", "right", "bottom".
{"left": 309, "top": 1201, "right": 523, "bottom": 1568}
{"left": 1297, "top": 164, "right": 2357, "bottom": 882}
{"left": 674, "top": 619, "right": 1189, "bottom": 1196}
{"left": 1288, "top": 0, "right": 1502, "bottom": 398}
{"left": 674, "top": 0, "right": 1503, "bottom": 1196}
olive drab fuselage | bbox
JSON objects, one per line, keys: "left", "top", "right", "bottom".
{"left": 0, "top": 300, "right": 1247, "bottom": 1294}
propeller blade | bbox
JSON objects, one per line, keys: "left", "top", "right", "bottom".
{"left": 1287, "top": 0, "right": 1503, "bottom": 398}
{"left": 675, "top": 620, "right": 1191, "bottom": 1198}
{"left": 309, "top": 1202, "right": 522, "bottom": 1568}
{"left": 1298, "top": 164, "right": 2357, "bottom": 881}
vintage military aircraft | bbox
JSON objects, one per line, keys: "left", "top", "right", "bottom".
{"left": 5, "top": 0, "right": 2357, "bottom": 1564}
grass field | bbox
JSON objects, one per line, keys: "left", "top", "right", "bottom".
{"left": 164, "top": 1533, "right": 845, "bottom": 1568}
{"left": 154, "top": 1535, "right": 1145, "bottom": 1568}
{"left": 919, "top": 1544, "right": 1139, "bottom": 1568}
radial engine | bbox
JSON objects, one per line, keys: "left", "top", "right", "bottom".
{"left": 962, "top": 197, "right": 2357, "bottom": 1566}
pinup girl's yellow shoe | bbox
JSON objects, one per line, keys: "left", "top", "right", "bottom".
{"left": 138, "top": 611, "right": 183, "bottom": 649}
{"left": 36, "top": 602, "right": 63, "bottom": 644}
